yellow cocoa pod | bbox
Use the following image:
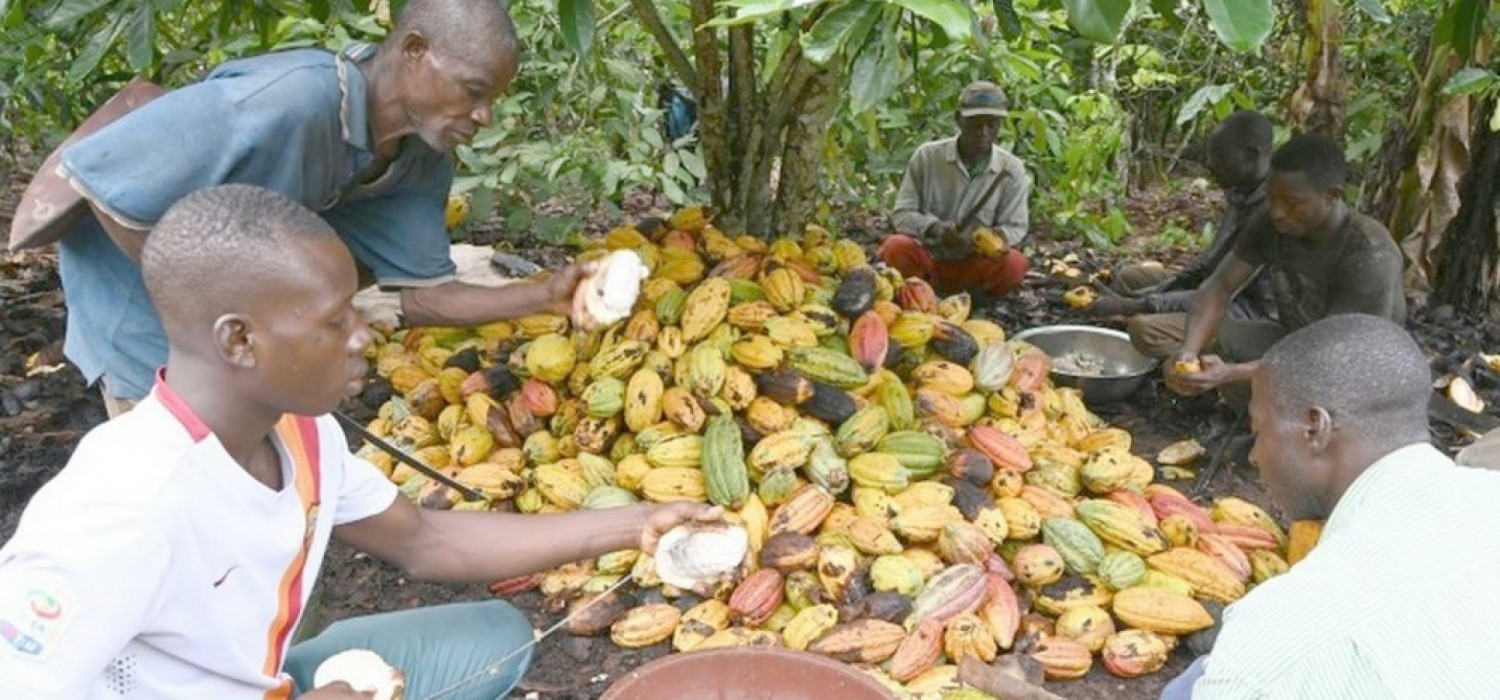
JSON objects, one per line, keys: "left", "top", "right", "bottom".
{"left": 640, "top": 467, "right": 708, "bottom": 503}
{"left": 782, "top": 604, "right": 840, "bottom": 651}
{"left": 610, "top": 604, "right": 682, "bottom": 648}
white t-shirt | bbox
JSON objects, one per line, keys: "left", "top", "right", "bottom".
{"left": 0, "top": 377, "right": 399, "bottom": 699}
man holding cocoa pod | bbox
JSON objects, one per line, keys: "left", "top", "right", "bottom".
{"left": 1158, "top": 133, "right": 1405, "bottom": 398}
{"left": 45, "top": 0, "right": 592, "bottom": 418}
{"left": 883, "top": 81, "right": 1032, "bottom": 297}
{"left": 0, "top": 185, "right": 719, "bottom": 699}
{"left": 1161, "top": 314, "right": 1500, "bottom": 698}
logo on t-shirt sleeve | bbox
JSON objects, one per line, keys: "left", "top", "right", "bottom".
{"left": 0, "top": 574, "right": 75, "bottom": 661}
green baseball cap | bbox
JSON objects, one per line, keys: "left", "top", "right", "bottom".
{"left": 959, "top": 81, "right": 1008, "bottom": 117}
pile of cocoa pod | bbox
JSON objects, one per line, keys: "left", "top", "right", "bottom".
{"left": 357, "top": 206, "right": 1314, "bottom": 698}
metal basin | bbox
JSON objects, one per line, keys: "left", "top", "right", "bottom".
{"left": 1012, "top": 325, "right": 1159, "bottom": 405}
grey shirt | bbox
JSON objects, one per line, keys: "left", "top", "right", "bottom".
{"left": 892, "top": 136, "right": 1030, "bottom": 246}
{"left": 1233, "top": 209, "right": 1407, "bottom": 330}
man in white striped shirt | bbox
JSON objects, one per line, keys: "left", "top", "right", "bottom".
{"left": 1163, "top": 314, "right": 1500, "bottom": 699}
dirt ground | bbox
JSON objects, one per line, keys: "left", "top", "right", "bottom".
{"left": 2, "top": 177, "right": 1496, "bottom": 699}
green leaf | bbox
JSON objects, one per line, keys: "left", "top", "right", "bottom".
{"left": 1351, "top": 0, "right": 1390, "bottom": 24}
{"left": 709, "top": 0, "right": 825, "bottom": 28}
{"left": 803, "top": 0, "right": 883, "bottom": 66}
{"left": 68, "top": 11, "right": 126, "bottom": 83}
{"left": 888, "top": 0, "right": 972, "bottom": 40}
{"left": 1175, "top": 83, "right": 1232, "bottom": 125}
{"left": 46, "top": 0, "right": 115, "bottom": 28}
{"left": 558, "top": 0, "right": 596, "bottom": 56}
{"left": 850, "top": 21, "right": 905, "bottom": 114}
{"left": 991, "top": 0, "right": 1022, "bottom": 38}
{"left": 1061, "top": 0, "right": 1130, "bottom": 43}
{"left": 125, "top": 2, "right": 154, "bottom": 72}
{"left": 1442, "top": 68, "right": 1499, "bottom": 97}
{"left": 1201, "top": 0, "right": 1274, "bottom": 53}
{"left": 679, "top": 149, "right": 707, "bottom": 179}
{"left": 1434, "top": 0, "right": 1484, "bottom": 62}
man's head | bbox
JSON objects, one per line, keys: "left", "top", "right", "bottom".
{"left": 1249, "top": 314, "right": 1430, "bottom": 520}
{"left": 955, "top": 81, "right": 1008, "bottom": 154}
{"left": 1207, "top": 111, "right": 1272, "bottom": 192}
{"left": 1267, "top": 133, "right": 1347, "bottom": 238}
{"left": 142, "top": 185, "right": 373, "bottom": 417}
{"left": 385, "top": 0, "right": 520, "bottom": 152}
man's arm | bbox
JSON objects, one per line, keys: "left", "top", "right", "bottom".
{"left": 1165, "top": 254, "right": 1260, "bottom": 395}
{"left": 892, "top": 148, "right": 941, "bottom": 236}
{"left": 399, "top": 263, "right": 588, "bottom": 327}
{"left": 333, "top": 493, "right": 716, "bottom": 583}
{"left": 984, "top": 167, "right": 1029, "bottom": 246}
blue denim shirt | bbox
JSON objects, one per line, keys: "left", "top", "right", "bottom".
{"left": 56, "top": 43, "right": 457, "bottom": 399}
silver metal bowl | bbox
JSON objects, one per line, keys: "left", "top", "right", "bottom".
{"left": 1011, "top": 325, "right": 1159, "bottom": 404}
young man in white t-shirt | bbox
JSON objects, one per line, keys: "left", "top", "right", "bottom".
{"left": 0, "top": 184, "right": 718, "bottom": 699}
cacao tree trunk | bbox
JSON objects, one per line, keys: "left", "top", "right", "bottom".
{"left": 1287, "top": 0, "right": 1345, "bottom": 138}
{"left": 627, "top": 0, "right": 846, "bottom": 236}
{"left": 630, "top": 0, "right": 840, "bottom": 236}
{"left": 773, "top": 66, "right": 840, "bottom": 236}
{"left": 1432, "top": 96, "right": 1500, "bottom": 316}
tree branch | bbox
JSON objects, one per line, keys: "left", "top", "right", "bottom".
{"left": 689, "top": 0, "right": 734, "bottom": 221}
{"left": 628, "top": 0, "right": 697, "bottom": 87}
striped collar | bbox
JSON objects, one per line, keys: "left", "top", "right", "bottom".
{"left": 152, "top": 368, "right": 212, "bottom": 443}
{"left": 335, "top": 42, "right": 377, "bottom": 153}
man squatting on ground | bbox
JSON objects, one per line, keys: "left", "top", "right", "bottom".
{"left": 882, "top": 81, "right": 1032, "bottom": 297}
{"left": 54, "top": 0, "right": 588, "bottom": 418}
{"left": 1158, "top": 133, "right": 1406, "bottom": 398}
{"left": 0, "top": 185, "right": 722, "bottom": 699}
{"left": 1089, "top": 111, "right": 1277, "bottom": 345}
{"left": 1158, "top": 314, "right": 1500, "bottom": 698}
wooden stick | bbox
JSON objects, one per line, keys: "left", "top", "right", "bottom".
{"left": 958, "top": 657, "right": 1067, "bottom": 700}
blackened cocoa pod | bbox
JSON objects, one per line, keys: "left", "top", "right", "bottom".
{"left": 929, "top": 321, "right": 979, "bottom": 364}
{"left": 735, "top": 415, "right": 764, "bottom": 447}
{"left": 852, "top": 591, "right": 914, "bottom": 625}
{"left": 755, "top": 368, "right": 815, "bottom": 406}
{"left": 444, "top": 346, "right": 483, "bottom": 374}
{"left": 947, "top": 448, "right": 995, "bottom": 488}
{"left": 485, "top": 365, "right": 521, "bottom": 399}
{"left": 882, "top": 341, "right": 906, "bottom": 369}
{"left": 945, "top": 476, "right": 996, "bottom": 520}
{"left": 832, "top": 267, "right": 878, "bottom": 319}
{"left": 565, "top": 590, "right": 634, "bottom": 636}
{"left": 800, "top": 382, "right": 857, "bottom": 424}
{"left": 759, "top": 532, "right": 821, "bottom": 572}
{"left": 841, "top": 564, "right": 872, "bottom": 607}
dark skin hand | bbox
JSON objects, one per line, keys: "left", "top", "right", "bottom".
{"left": 1164, "top": 354, "right": 1259, "bottom": 396}
{"left": 336, "top": 499, "right": 722, "bottom": 583}
{"left": 400, "top": 262, "right": 595, "bottom": 328}
{"left": 929, "top": 220, "right": 972, "bottom": 258}
{"left": 1163, "top": 253, "right": 1258, "bottom": 395}
{"left": 1083, "top": 282, "right": 1148, "bottom": 317}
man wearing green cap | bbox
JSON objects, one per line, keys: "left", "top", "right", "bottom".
{"left": 883, "top": 80, "right": 1031, "bottom": 296}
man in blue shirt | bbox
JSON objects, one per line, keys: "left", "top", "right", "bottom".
{"left": 55, "top": 0, "right": 583, "bottom": 416}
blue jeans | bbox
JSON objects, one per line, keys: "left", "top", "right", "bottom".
{"left": 1161, "top": 655, "right": 1208, "bottom": 700}
{"left": 284, "top": 601, "right": 535, "bottom": 699}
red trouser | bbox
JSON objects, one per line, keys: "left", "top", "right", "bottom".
{"left": 878, "top": 234, "right": 1029, "bottom": 296}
